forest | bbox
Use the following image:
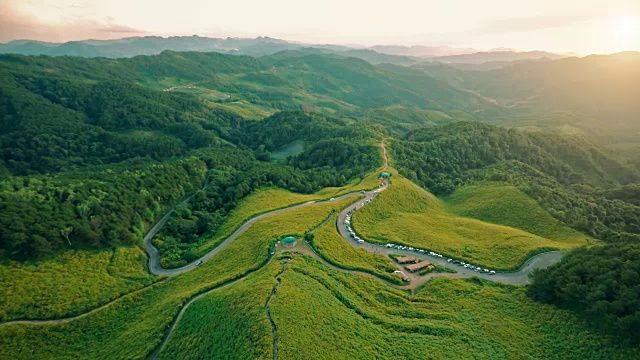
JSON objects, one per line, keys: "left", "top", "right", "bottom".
{"left": 0, "top": 52, "right": 389, "bottom": 260}
{"left": 528, "top": 242, "right": 640, "bottom": 344}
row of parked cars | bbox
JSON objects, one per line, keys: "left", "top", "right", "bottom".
{"left": 344, "top": 213, "right": 365, "bottom": 244}
{"left": 343, "top": 193, "right": 379, "bottom": 244}
{"left": 447, "top": 259, "right": 496, "bottom": 275}
{"left": 385, "top": 243, "right": 496, "bottom": 275}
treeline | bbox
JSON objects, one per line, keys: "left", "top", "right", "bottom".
{"left": 0, "top": 156, "right": 207, "bottom": 259}
{"left": 482, "top": 161, "right": 640, "bottom": 242}
{"left": 391, "top": 121, "right": 640, "bottom": 242}
{"left": 528, "top": 242, "right": 640, "bottom": 344}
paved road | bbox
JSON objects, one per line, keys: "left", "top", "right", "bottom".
{"left": 144, "top": 195, "right": 359, "bottom": 277}
{"left": 2, "top": 139, "right": 564, "bottom": 331}
{"left": 335, "top": 181, "right": 562, "bottom": 285}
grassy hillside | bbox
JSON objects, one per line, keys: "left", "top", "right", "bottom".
{"left": 392, "top": 122, "right": 640, "bottom": 243}
{"left": 352, "top": 176, "right": 589, "bottom": 269}
{"left": 158, "top": 261, "right": 278, "bottom": 360}
{"left": 0, "top": 247, "right": 157, "bottom": 321}
{"left": 442, "top": 184, "right": 593, "bottom": 245}
{"left": 309, "top": 213, "right": 400, "bottom": 283}
{"left": 0, "top": 196, "right": 353, "bottom": 359}
{"left": 157, "top": 167, "right": 384, "bottom": 267}
{"left": 270, "top": 256, "right": 638, "bottom": 359}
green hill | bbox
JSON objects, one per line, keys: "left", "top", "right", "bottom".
{"left": 392, "top": 121, "right": 640, "bottom": 243}
{"left": 352, "top": 176, "right": 589, "bottom": 269}
{"left": 164, "top": 255, "right": 640, "bottom": 359}
{"left": 443, "top": 184, "right": 593, "bottom": 244}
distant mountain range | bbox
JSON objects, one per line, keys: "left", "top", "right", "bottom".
{"left": 426, "top": 50, "right": 568, "bottom": 64}
{"left": 0, "top": 36, "right": 314, "bottom": 58}
{"left": 367, "top": 45, "right": 478, "bottom": 58}
{"left": 0, "top": 36, "right": 568, "bottom": 68}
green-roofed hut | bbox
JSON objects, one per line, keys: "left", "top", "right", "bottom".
{"left": 380, "top": 172, "right": 391, "bottom": 179}
{"left": 282, "top": 236, "right": 297, "bottom": 247}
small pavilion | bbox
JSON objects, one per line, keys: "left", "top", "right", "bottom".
{"left": 282, "top": 236, "right": 297, "bottom": 248}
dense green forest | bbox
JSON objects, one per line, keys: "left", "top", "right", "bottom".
{"left": 0, "top": 156, "right": 207, "bottom": 258}
{"left": 0, "top": 51, "right": 396, "bottom": 260}
{"left": 528, "top": 242, "right": 640, "bottom": 344}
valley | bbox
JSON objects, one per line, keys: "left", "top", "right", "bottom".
{"left": 0, "top": 34, "right": 639, "bottom": 359}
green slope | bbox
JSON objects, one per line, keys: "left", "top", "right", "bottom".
{"left": 270, "top": 256, "right": 638, "bottom": 359}
{"left": 442, "top": 183, "right": 594, "bottom": 245}
{"left": 352, "top": 176, "right": 590, "bottom": 269}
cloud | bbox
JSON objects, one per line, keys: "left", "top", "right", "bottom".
{"left": 0, "top": 4, "right": 147, "bottom": 42}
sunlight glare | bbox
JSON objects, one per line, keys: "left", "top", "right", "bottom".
{"left": 615, "top": 16, "right": 638, "bottom": 39}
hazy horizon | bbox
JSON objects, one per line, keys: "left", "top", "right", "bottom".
{"left": 1, "top": 0, "right": 639, "bottom": 54}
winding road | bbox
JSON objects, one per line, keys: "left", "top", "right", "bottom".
{"left": 142, "top": 138, "right": 560, "bottom": 284}
{"left": 336, "top": 191, "right": 562, "bottom": 286}
{"left": 2, "top": 138, "right": 566, "bottom": 360}
{"left": 144, "top": 195, "right": 362, "bottom": 276}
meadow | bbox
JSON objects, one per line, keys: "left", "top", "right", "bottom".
{"left": 0, "top": 196, "right": 356, "bottom": 359}
{"left": 158, "top": 261, "right": 279, "bottom": 360}
{"left": 352, "top": 176, "right": 590, "bottom": 269}
{"left": 270, "top": 256, "right": 639, "bottom": 360}
{"left": 309, "top": 213, "right": 401, "bottom": 283}
{"left": 442, "top": 184, "right": 594, "bottom": 245}
{"left": 0, "top": 247, "right": 157, "bottom": 321}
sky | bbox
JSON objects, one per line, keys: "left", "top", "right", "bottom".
{"left": 1, "top": 0, "right": 639, "bottom": 54}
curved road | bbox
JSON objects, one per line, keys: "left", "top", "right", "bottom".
{"left": 144, "top": 138, "right": 561, "bottom": 283}
{"left": 336, "top": 191, "right": 562, "bottom": 285}
{"left": 2, "top": 139, "right": 564, "bottom": 332}
{"left": 145, "top": 196, "right": 360, "bottom": 277}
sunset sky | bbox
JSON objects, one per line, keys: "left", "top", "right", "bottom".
{"left": 1, "top": 0, "right": 639, "bottom": 54}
